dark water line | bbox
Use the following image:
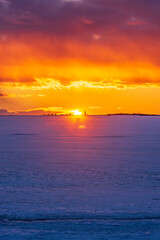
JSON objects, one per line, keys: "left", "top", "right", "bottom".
{"left": 1, "top": 215, "right": 160, "bottom": 223}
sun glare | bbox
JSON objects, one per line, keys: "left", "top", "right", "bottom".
{"left": 72, "top": 110, "right": 83, "bottom": 116}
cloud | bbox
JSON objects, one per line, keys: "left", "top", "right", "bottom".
{"left": 127, "top": 17, "right": 146, "bottom": 26}
{"left": 0, "top": 92, "right": 7, "bottom": 97}
{"left": 0, "top": 0, "right": 160, "bottom": 89}
{"left": 88, "top": 106, "right": 102, "bottom": 109}
{"left": 0, "top": 0, "right": 10, "bottom": 9}
{"left": 0, "top": 0, "right": 158, "bottom": 35}
{"left": 61, "top": 0, "right": 83, "bottom": 3}
{"left": 0, "top": 107, "right": 64, "bottom": 115}
{"left": 16, "top": 107, "right": 64, "bottom": 115}
{"left": 18, "top": 77, "right": 160, "bottom": 90}
{"left": 17, "top": 110, "right": 45, "bottom": 115}
{"left": 0, "top": 108, "right": 15, "bottom": 115}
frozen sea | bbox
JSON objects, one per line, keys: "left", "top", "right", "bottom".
{"left": 0, "top": 115, "right": 160, "bottom": 239}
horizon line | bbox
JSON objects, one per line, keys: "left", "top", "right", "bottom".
{"left": 0, "top": 113, "right": 160, "bottom": 117}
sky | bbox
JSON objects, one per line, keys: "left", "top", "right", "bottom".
{"left": 0, "top": 0, "right": 160, "bottom": 115}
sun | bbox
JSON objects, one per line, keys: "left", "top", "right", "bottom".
{"left": 71, "top": 110, "right": 83, "bottom": 116}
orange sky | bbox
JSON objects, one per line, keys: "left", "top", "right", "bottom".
{"left": 0, "top": 0, "right": 160, "bottom": 115}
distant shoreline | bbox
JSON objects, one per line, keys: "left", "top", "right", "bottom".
{"left": 0, "top": 113, "right": 160, "bottom": 117}
{"left": 106, "top": 113, "right": 160, "bottom": 117}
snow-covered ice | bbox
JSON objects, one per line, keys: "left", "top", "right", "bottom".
{"left": 0, "top": 115, "right": 160, "bottom": 239}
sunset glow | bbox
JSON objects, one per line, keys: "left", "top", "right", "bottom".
{"left": 71, "top": 110, "right": 83, "bottom": 116}
{"left": 0, "top": 0, "right": 160, "bottom": 115}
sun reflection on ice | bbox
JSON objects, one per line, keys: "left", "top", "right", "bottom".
{"left": 78, "top": 125, "right": 86, "bottom": 129}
